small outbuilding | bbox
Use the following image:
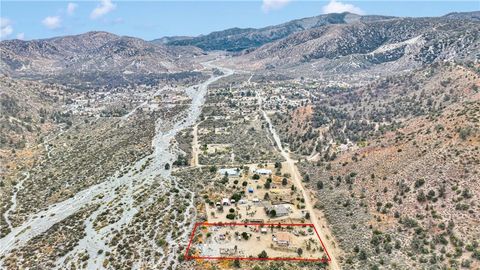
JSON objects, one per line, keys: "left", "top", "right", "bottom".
{"left": 222, "top": 198, "right": 230, "bottom": 206}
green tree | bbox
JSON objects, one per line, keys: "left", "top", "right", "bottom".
{"left": 264, "top": 181, "right": 271, "bottom": 189}
{"left": 258, "top": 250, "right": 268, "bottom": 259}
{"left": 417, "top": 190, "right": 427, "bottom": 202}
{"left": 231, "top": 193, "right": 242, "bottom": 202}
{"left": 317, "top": 181, "right": 324, "bottom": 190}
{"left": 358, "top": 250, "right": 367, "bottom": 260}
{"left": 459, "top": 127, "right": 471, "bottom": 140}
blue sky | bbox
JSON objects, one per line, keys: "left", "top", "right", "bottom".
{"left": 1, "top": 0, "right": 479, "bottom": 40}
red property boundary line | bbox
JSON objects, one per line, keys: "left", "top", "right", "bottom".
{"left": 184, "top": 222, "right": 331, "bottom": 263}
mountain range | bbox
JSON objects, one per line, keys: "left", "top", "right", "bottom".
{"left": 1, "top": 9, "right": 479, "bottom": 270}
{"left": 224, "top": 12, "right": 479, "bottom": 74}
{"left": 1, "top": 11, "right": 479, "bottom": 86}
{"left": 0, "top": 31, "right": 204, "bottom": 88}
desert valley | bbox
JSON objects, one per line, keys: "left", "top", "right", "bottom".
{"left": 1, "top": 8, "right": 479, "bottom": 270}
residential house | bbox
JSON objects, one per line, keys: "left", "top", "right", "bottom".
{"left": 274, "top": 232, "right": 291, "bottom": 246}
{"left": 255, "top": 169, "right": 272, "bottom": 175}
{"left": 219, "top": 168, "right": 240, "bottom": 177}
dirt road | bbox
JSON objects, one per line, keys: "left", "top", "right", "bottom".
{"left": 261, "top": 106, "right": 342, "bottom": 270}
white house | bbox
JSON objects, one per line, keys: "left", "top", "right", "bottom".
{"left": 264, "top": 203, "right": 291, "bottom": 217}
{"left": 219, "top": 168, "right": 240, "bottom": 177}
{"left": 255, "top": 169, "right": 272, "bottom": 175}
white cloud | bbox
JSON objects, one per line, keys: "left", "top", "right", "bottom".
{"left": 90, "top": 0, "right": 116, "bottom": 19}
{"left": 1, "top": 17, "right": 13, "bottom": 38}
{"left": 16, "top": 33, "right": 25, "bottom": 40}
{"left": 322, "top": 0, "right": 364, "bottom": 15}
{"left": 67, "top": 3, "right": 78, "bottom": 15}
{"left": 262, "top": 0, "right": 292, "bottom": 13}
{"left": 42, "top": 16, "right": 61, "bottom": 29}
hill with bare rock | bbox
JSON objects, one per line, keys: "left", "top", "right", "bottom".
{"left": 263, "top": 60, "right": 480, "bottom": 269}
{"left": 166, "top": 12, "right": 394, "bottom": 52}
{"left": 225, "top": 14, "right": 479, "bottom": 78}
{"left": 298, "top": 96, "right": 479, "bottom": 269}
{"left": 0, "top": 31, "right": 205, "bottom": 88}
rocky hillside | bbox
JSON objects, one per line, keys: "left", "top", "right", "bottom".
{"left": 443, "top": 11, "right": 480, "bottom": 21}
{"left": 265, "top": 59, "right": 480, "bottom": 269}
{"left": 271, "top": 62, "right": 480, "bottom": 155}
{"left": 230, "top": 14, "right": 479, "bottom": 75}
{"left": 0, "top": 31, "right": 204, "bottom": 88}
{"left": 0, "top": 75, "right": 66, "bottom": 151}
{"left": 166, "top": 12, "right": 394, "bottom": 51}
{"left": 300, "top": 96, "right": 480, "bottom": 269}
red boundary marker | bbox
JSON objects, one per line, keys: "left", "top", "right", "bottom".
{"left": 184, "top": 222, "right": 331, "bottom": 263}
